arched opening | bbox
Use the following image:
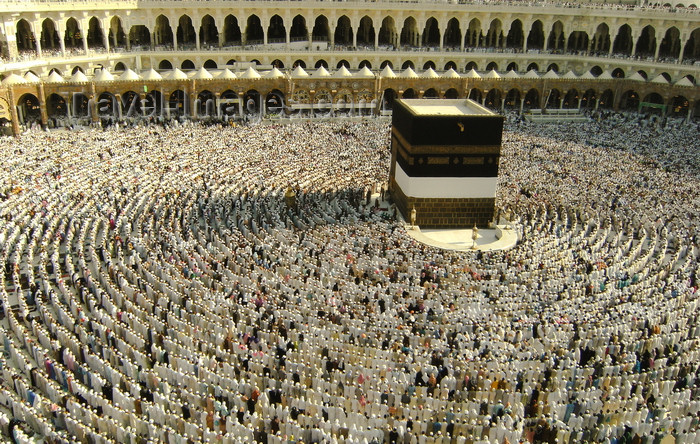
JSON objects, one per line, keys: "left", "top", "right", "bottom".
{"left": 402, "top": 88, "right": 416, "bottom": 99}
{"left": 469, "top": 89, "right": 483, "bottom": 103}
{"left": 114, "top": 62, "right": 126, "bottom": 72}
{"left": 129, "top": 25, "right": 150, "bottom": 49}
{"left": 337, "top": 60, "right": 350, "bottom": 69}
{"left": 563, "top": 89, "right": 579, "bottom": 108}
{"left": 567, "top": 31, "right": 589, "bottom": 53}
{"left": 635, "top": 25, "right": 656, "bottom": 58}
{"left": 268, "top": 15, "right": 286, "bottom": 43}
{"left": 246, "top": 15, "right": 264, "bottom": 44}
{"left": 382, "top": 88, "right": 397, "bottom": 110}
{"left": 289, "top": 15, "right": 307, "bottom": 43}
{"left": 108, "top": 16, "right": 127, "bottom": 49}
{"left": 546, "top": 63, "right": 559, "bottom": 73}
{"left": 71, "top": 93, "right": 90, "bottom": 118}
{"left": 599, "top": 89, "right": 614, "bottom": 109}
{"left": 485, "top": 61, "right": 499, "bottom": 71}
{"left": 244, "top": 90, "right": 261, "bottom": 115}
{"left": 682, "top": 28, "right": 700, "bottom": 63}
{"left": 400, "top": 17, "right": 419, "bottom": 47}
{"left": 71, "top": 66, "right": 84, "bottom": 75}
{"left": 64, "top": 17, "right": 84, "bottom": 50}
{"left": 379, "top": 16, "right": 397, "bottom": 48}
{"left": 223, "top": 15, "right": 242, "bottom": 46}
{"left": 87, "top": 17, "right": 104, "bottom": 49}
{"left": 524, "top": 89, "right": 539, "bottom": 109}
{"left": 97, "top": 92, "right": 118, "bottom": 120}
{"left": 465, "top": 18, "right": 482, "bottom": 48}
{"left": 181, "top": 60, "right": 195, "bottom": 71}
{"left": 196, "top": 90, "right": 216, "bottom": 117}
{"left": 250, "top": 59, "right": 261, "bottom": 65}
{"left": 200, "top": 15, "right": 219, "bottom": 48}
{"left": 658, "top": 26, "right": 681, "bottom": 60}
{"left": 422, "top": 17, "right": 440, "bottom": 47}
{"left": 444, "top": 88, "right": 459, "bottom": 99}
{"left": 40, "top": 18, "right": 60, "bottom": 51}
{"left": 271, "top": 59, "right": 285, "bottom": 69}
{"left": 359, "top": 60, "right": 372, "bottom": 69}
{"left": 16, "top": 19, "right": 37, "bottom": 53}
{"left": 177, "top": 15, "right": 196, "bottom": 48}
{"left": 46, "top": 93, "right": 68, "bottom": 120}
{"left": 506, "top": 20, "right": 524, "bottom": 50}
{"left": 619, "top": 90, "right": 640, "bottom": 110}
{"left": 485, "top": 19, "right": 503, "bottom": 48}
{"left": 121, "top": 91, "right": 141, "bottom": 117}
{"left": 641, "top": 93, "right": 664, "bottom": 115}
{"left": 423, "top": 61, "right": 436, "bottom": 70}
{"left": 636, "top": 70, "right": 648, "bottom": 80}
{"left": 505, "top": 89, "right": 520, "bottom": 108}
{"left": 580, "top": 89, "right": 597, "bottom": 109}
{"left": 423, "top": 88, "right": 439, "bottom": 98}
{"left": 48, "top": 68, "right": 62, "bottom": 76}
{"left": 401, "top": 60, "right": 415, "bottom": 70}
{"left": 203, "top": 59, "right": 217, "bottom": 69}
{"left": 153, "top": 15, "right": 173, "bottom": 48}
{"left": 357, "top": 16, "right": 375, "bottom": 47}
{"left": 612, "top": 24, "right": 633, "bottom": 55}
{"left": 526, "top": 62, "right": 539, "bottom": 72}
{"left": 546, "top": 89, "right": 561, "bottom": 108}
{"left": 443, "top": 18, "right": 461, "bottom": 48}
{"left": 315, "top": 59, "right": 328, "bottom": 69}
{"left": 220, "top": 90, "right": 239, "bottom": 118}
{"left": 611, "top": 67, "right": 625, "bottom": 78}
{"left": 335, "top": 16, "right": 353, "bottom": 47}
{"left": 465, "top": 61, "right": 479, "bottom": 71}
{"left": 444, "top": 61, "right": 457, "bottom": 71}
{"left": 266, "top": 90, "right": 285, "bottom": 115}
{"left": 547, "top": 21, "right": 565, "bottom": 52}
{"left": 526, "top": 20, "right": 545, "bottom": 50}
{"left": 506, "top": 62, "right": 518, "bottom": 72}
{"left": 158, "top": 60, "right": 173, "bottom": 70}
{"left": 312, "top": 15, "right": 331, "bottom": 42}
{"left": 169, "top": 90, "right": 187, "bottom": 117}
{"left": 380, "top": 60, "right": 393, "bottom": 69}
{"left": 485, "top": 89, "right": 502, "bottom": 109}
{"left": 293, "top": 59, "right": 306, "bottom": 69}
{"left": 591, "top": 23, "right": 610, "bottom": 54}
{"left": 589, "top": 65, "right": 603, "bottom": 77}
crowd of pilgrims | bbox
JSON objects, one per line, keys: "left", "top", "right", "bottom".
{"left": 0, "top": 114, "right": 698, "bottom": 444}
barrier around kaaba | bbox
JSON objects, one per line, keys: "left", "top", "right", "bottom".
{"left": 389, "top": 98, "right": 504, "bottom": 228}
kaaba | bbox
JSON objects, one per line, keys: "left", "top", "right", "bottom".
{"left": 389, "top": 99, "right": 504, "bottom": 228}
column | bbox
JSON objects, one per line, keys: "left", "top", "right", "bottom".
{"left": 103, "top": 20, "right": 111, "bottom": 52}
{"left": 678, "top": 39, "right": 687, "bottom": 63}
{"left": 38, "top": 83, "right": 48, "bottom": 126}
{"left": 654, "top": 42, "right": 660, "bottom": 61}
{"left": 687, "top": 101, "right": 694, "bottom": 123}
{"left": 559, "top": 98, "right": 564, "bottom": 109}
{"left": 3, "top": 21, "right": 19, "bottom": 60}
{"left": 7, "top": 88, "right": 21, "bottom": 136}
{"left": 577, "top": 97, "right": 582, "bottom": 110}
{"left": 374, "top": 31, "right": 379, "bottom": 50}
{"left": 81, "top": 19, "right": 89, "bottom": 54}
{"left": 173, "top": 22, "right": 178, "bottom": 51}
{"left": 500, "top": 98, "right": 505, "bottom": 111}
{"left": 519, "top": 98, "right": 524, "bottom": 114}
{"left": 58, "top": 21, "right": 66, "bottom": 56}
{"left": 195, "top": 27, "right": 201, "bottom": 50}
{"left": 32, "top": 21, "right": 43, "bottom": 57}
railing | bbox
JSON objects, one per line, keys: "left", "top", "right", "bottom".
{"left": 2, "top": 42, "right": 698, "bottom": 69}
{"left": 2, "top": 0, "right": 699, "bottom": 15}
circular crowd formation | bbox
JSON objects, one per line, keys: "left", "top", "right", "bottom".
{"left": 0, "top": 115, "right": 698, "bottom": 444}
